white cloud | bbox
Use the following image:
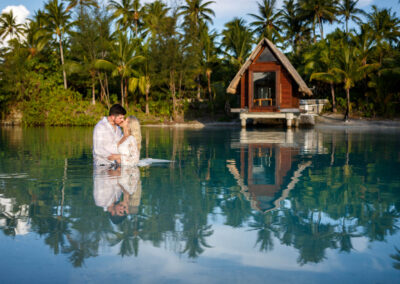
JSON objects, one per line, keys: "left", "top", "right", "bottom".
{"left": 1, "top": 5, "right": 30, "bottom": 25}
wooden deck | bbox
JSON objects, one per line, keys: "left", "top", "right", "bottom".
{"left": 231, "top": 108, "right": 301, "bottom": 128}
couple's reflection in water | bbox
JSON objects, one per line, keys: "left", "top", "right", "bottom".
{"left": 94, "top": 165, "right": 142, "bottom": 224}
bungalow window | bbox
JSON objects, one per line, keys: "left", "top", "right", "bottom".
{"left": 253, "top": 72, "right": 276, "bottom": 107}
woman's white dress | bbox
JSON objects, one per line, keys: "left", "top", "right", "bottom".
{"left": 118, "top": 135, "right": 170, "bottom": 167}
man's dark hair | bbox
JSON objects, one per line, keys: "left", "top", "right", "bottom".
{"left": 109, "top": 104, "right": 126, "bottom": 116}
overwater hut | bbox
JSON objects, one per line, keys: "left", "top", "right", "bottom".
{"left": 227, "top": 38, "right": 313, "bottom": 128}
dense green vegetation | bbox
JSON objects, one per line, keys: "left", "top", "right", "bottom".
{"left": 0, "top": 0, "right": 399, "bottom": 125}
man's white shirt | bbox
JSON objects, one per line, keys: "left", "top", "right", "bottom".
{"left": 93, "top": 117, "right": 123, "bottom": 166}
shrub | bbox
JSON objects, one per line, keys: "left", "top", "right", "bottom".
{"left": 22, "top": 77, "right": 107, "bottom": 126}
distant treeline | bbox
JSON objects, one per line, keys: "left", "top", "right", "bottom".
{"left": 0, "top": 0, "right": 399, "bottom": 125}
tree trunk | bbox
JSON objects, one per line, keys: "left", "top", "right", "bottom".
{"left": 312, "top": 20, "right": 316, "bottom": 43}
{"left": 120, "top": 78, "right": 124, "bottom": 107}
{"left": 197, "top": 75, "right": 201, "bottom": 100}
{"left": 124, "top": 78, "right": 128, "bottom": 108}
{"left": 99, "top": 75, "right": 106, "bottom": 103}
{"left": 91, "top": 72, "right": 96, "bottom": 105}
{"left": 206, "top": 70, "right": 212, "bottom": 100}
{"left": 344, "top": 88, "right": 350, "bottom": 121}
{"left": 105, "top": 74, "right": 110, "bottom": 107}
{"left": 317, "top": 16, "right": 324, "bottom": 40}
{"left": 330, "top": 82, "right": 336, "bottom": 113}
{"left": 59, "top": 35, "right": 67, "bottom": 90}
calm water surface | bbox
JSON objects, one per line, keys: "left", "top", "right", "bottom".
{"left": 0, "top": 126, "right": 399, "bottom": 283}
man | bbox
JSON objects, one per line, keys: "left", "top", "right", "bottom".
{"left": 93, "top": 104, "right": 126, "bottom": 166}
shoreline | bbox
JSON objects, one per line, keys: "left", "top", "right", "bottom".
{"left": 2, "top": 114, "right": 400, "bottom": 129}
{"left": 315, "top": 114, "right": 400, "bottom": 129}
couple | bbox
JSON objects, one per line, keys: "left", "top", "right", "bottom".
{"left": 93, "top": 104, "right": 140, "bottom": 167}
{"left": 93, "top": 104, "right": 168, "bottom": 167}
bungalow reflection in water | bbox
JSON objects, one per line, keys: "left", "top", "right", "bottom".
{"left": 228, "top": 129, "right": 326, "bottom": 212}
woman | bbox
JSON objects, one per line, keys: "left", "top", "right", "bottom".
{"left": 109, "top": 116, "right": 169, "bottom": 166}
{"left": 108, "top": 115, "right": 140, "bottom": 165}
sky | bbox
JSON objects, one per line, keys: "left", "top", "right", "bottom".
{"left": 1, "top": 0, "right": 399, "bottom": 34}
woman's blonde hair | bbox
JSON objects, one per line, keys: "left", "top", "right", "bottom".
{"left": 127, "top": 116, "right": 142, "bottom": 152}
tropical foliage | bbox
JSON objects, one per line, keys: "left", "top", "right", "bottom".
{"left": 0, "top": 0, "right": 399, "bottom": 124}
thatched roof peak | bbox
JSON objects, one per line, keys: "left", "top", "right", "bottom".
{"left": 226, "top": 38, "right": 312, "bottom": 96}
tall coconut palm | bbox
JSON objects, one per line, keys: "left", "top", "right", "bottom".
{"left": 0, "top": 11, "right": 25, "bottom": 42}
{"left": 143, "top": 0, "right": 170, "bottom": 40}
{"left": 299, "top": 0, "right": 338, "bottom": 42}
{"left": 280, "top": 0, "right": 311, "bottom": 53}
{"left": 200, "top": 25, "right": 219, "bottom": 103}
{"left": 95, "top": 32, "right": 144, "bottom": 108}
{"left": 22, "top": 19, "right": 51, "bottom": 59}
{"left": 44, "top": 0, "right": 73, "bottom": 90}
{"left": 66, "top": 0, "right": 98, "bottom": 12}
{"left": 350, "top": 24, "right": 374, "bottom": 66}
{"left": 249, "top": 0, "right": 282, "bottom": 42}
{"left": 179, "top": 0, "right": 215, "bottom": 100}
{"left": 221, "top": 17, "right": 254, "bottom": 68}
{"left": 108, "top": 0, "right": 134, "bottom": 31}
{"left": 331, "top": 40, "right": 378, "bottom": 121}
{"left": 131, "top": 0, "right": 145, "bottom": 37}
{"left": 365, "top": 6, "right": 400, "bottom": 64}
{"left": 337, "top": 0, "right": 365, "bottom": 34}
{"left": 178, "top": 0, "right": 215, "bottom": 28}
{"left": 309, "top": 39, "right": 341, "bottom": 112}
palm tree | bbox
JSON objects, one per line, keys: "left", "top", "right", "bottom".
{"left": 22, "top": 19, "right": 50, "bottom": 59}
{"left": 221, "top": 17, "right": 254, "bottom": 68}
{"left": 179, "top": 0, "right": 215, "bottom": 100}
{"left": 309, "top": 39, "right": 341, "bottom": 112}
{"left": 143, "top": 0, "right": 170, "bottom": 40}
{"left": 200, "top": 25, "right": 219, "bottom": 103}
{"left": 95, "top": 32, "right": 143, "bottom": 108}
{"left": 0, "top": 11, "right": 24, "bottom": 42}
{"left": 331, "top": 40, "right": 378, "bottom": 121}
{"left": 280, "top": 0, "right": 311, "bottom": 53}
{"left": 108, "top": 0, "right": 135, "bottom": 34}
{"left": 44, "top": 0, "right": 73, "bottom": 90}
{"left": 130, "top": 75, "right": 150, "bottom": 113}
{"left": 351, "top": 24, "right": 374, "bottom": 66}
{"left": 132, "top": 0, "right": 145, "bottom": 37}
{"left": 178, "top": 0, "right": 215, "bottom": 28}
{"left": 65, "top": 0, "right": 99, "bottom": 12}
{"left": 337, "top": 0, "right": 365, "bottom": 34}
{"left": 299, "top": 0, "right": 338, "bottom": 42}
{"left": 365, "top": 5, "right": 400, "bottom": 64}
{"left": 249, "top": 0, "right": 282, "bottom": 42}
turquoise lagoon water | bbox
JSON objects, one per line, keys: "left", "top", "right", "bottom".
{"left": 0, "top": 126, "right": 399, "bottom": 283}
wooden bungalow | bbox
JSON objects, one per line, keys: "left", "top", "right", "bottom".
{"left": 227, "top": 38, "right": 313, "bottom": 128}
